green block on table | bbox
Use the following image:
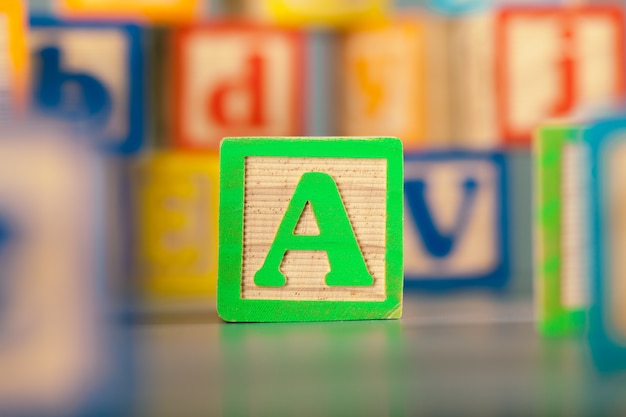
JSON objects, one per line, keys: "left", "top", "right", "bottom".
{"left": 535, "top": 124, "right": 588, "bottom": 336}
{"left": 217, "top": 137, "right": 404, "bottom": 323}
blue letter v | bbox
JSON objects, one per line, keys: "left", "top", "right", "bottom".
{"left": 406, "top": 178, "right": 479, "bottom": 258}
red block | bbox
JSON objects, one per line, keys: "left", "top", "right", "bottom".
{"left": 172, "top": 23, "right": 306, "bottom": 151}
{"left": 495, "top": 6, "right": 626, "bottom": 146}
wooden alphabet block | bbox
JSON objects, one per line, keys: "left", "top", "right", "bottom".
{"left": 0, "top": 126, "right": 123, "bottom": 415}
{"left": 136, "top": 152, "right": 219, "bottom": 303}
{"left": 535, "top": 124, "right": 588, "bottom": 336}
{"left": 339, "top": 18, "right": 426, "bottom": 151}
{"left": 586, "top": 117, "right": 626, "bottom": 371}
{"left": 496, "top": 6, "right": 626, "bottom": 146}
{"left": 57, "top": 0, "right": 201, "bottom": 24}
{"left": 244, "top": 0, "right": 389, "bottom": 27}
{"left": 30, "top": 18, "right": 145, "bottom": 154}
{"left": 404, "top": 151, "right": 509, "bottom": 290}
{"left": 217, "top": 137, "right": 404, "bottom": 322}
{"left": 172, "top": 23, "right": 305, "bottom": 151}
{"left": 0, "top": 0, "right": 28, "bottom": 117}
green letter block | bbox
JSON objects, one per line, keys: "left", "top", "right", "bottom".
{"left": 217, "top": 137, "right": 404, "bottom": 322}
{"left": 535, "top": 123, "right": 588, "bottom": 336}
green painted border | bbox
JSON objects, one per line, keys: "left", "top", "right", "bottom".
{"left": 535, "top": 125, "right": 587, "bottom": 336}
{"left": 217, "top": 137, "right": 404, "bottom": 322}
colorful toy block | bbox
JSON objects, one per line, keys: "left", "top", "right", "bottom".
{"left": 173, "top": 23, "right": 305, "bottom": 151}
{"left": 0, "top": 0, "right": 28, "bottom": 117}
{"left": 30, "top": 18, "right": 144, "bottom": 154}
{"left": 496, "top": 6, "right": 626, "bottom": 146}
{"left": 535, "top": 124, "right": 588, "bottom": 336}
{"left": 338, "top": 18, "right": 426, "bottom": 151}
{"left": 244, "top": 0, "right": 389, "bottom": 27}
{"left": 404, "top": 151, "right": 509, "bottom": 290}
{"left": 136, "top": 152, "right": 219, "bottom": 303}
{"left": 0, "top": 125, "right": 124, "bottom": 416}
{"left": 586, "top": 117, "right": 626, "bottom": 371}
{"left": 57, "top": 0, "right": 201, "bottom": 24}
{"left": 217, "top": 137, "right": 404, "bottom": 322}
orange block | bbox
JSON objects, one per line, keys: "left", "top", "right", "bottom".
{"left": 0, "top": 0, "right": 28, "bottom": 112}
{"left": 57, "top": 0, "right": 200, "bottom": 24}
{"left": 339, "top": 18, "right": 425, "bottom": 150}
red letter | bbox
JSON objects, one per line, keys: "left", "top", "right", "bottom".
{"left": 207, "top": 54, "right": 265, "bottom": 127}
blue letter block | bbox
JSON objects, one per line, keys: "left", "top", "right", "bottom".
{"left": 30, "top": 18, "right": 144, "bottom": 155}
{"left": 404, "top": 151, "right": 510, "bottom": 291}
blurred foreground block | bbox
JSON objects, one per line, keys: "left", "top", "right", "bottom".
{"left": 586, "top": 117, "right": 626, "bottom": 371}
{"left": 404, "top": 151, "right": 509, "bottom": 290}
{"left": 496, "top": 6, "right": 626, "bottom": 146}
{"left": 0, "top": 126, "right": 130, "bottom": 416}
{"left": 534, "top": 123, "right": 588, "bottom": 336}
{"left": 56, "top": 0, "right": 202, "bottom": 24}
{"left": 172, "top": 23, "right": 305, "bottom": 151}
{"left": 30, "top": 18, "right": 145, "bottom": 154}
{"left": 217, "top": 137, "right": 403, "bottom": 322}
{"left": 244, "top": 0, "right": 390, "bottom": 27}
{"left": 338, "top": 17, "right": 426, "bottom": 150}
{"left": 0, "top": 0, "right": 28, "bottom": 117}
{"left": 136, "top": 152, "right": 219, "bottom": 306}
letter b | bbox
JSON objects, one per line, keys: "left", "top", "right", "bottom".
{"left": 34, "top": 47, "right": 112, "bottom": 127}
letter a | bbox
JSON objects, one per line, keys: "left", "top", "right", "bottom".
{"left": 254, "top": 172, "right": 374, "bottom": 287}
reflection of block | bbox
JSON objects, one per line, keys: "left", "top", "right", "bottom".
{"left": 30, "top": 18, "right": 144, "bottom": 154}
{"left": 57, "top": 0, "right": 200, "bottom": 24}
{"left": 339, "top": 19, "right": 426, "bottom": 150}
{"left": 172, "top": 24, "right": 305, "bottom": 151}
{"left": 136, "top": 152, "right": 219, "bottom": 301}
{"left": 217, "top": 137, "right": 404, "bottom": 322}
{"left": 0, "top": 0, "right": 28, "bottom": 116}
{"left": 496, "top": 6, "right": 626, "bottom": 145}
{"left": 245, "top": 0, "right": 389, "bottom": 27}
{"left": 535, "top": 124, "right": 588, "bottom": 336}
{"left": 586, "top": 117, "right": 626, "bottom": 371}
{"left": 404, "top": 151, "right": 509, "bottom": 290}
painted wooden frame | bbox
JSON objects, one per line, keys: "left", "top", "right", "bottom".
{"left": 217, "top": 137, "right": 404, "bottom": 322}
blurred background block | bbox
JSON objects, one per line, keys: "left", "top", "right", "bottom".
{"left": 534, "top": 123, "right": 588, "bottom": 336}
{"left": 30, "top": 18, "right": 145, "bottom": 154}
{"left": 404, "top": 151, "right": 510, "bottom": 290}
{"left": 338, "top": 17, "right": 427, "bottom": 150}
{"left": 172, "top": 23, "right": 305, "bottom": 151}
{"left": 496, "top": 6, "right": 626, "bottom": 146}
{"left": 135, "top": 152, "right": 219, "bottom": 313}
{"left": 242, "top": 0, "right": 391, "bottom": 28}
{"left": 0, "top": 0, "right": 28, "bottom": 118}
{"left": 55, "top": 0, "right": 204, "bottom": 24}
{"left": 0, "top": 126, "right": 132, "bottom": 417}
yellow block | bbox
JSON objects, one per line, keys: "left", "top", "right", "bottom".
{"left": 137, "top": 152, "right": 219, "bottom": 300}
{"left": 253, "top": 0, "right": 389, "bottom": 27}
{"left": 58, "top": 0, "right": 200, "bottom": 24}
{"left": 339, "top": 18, "right": 426, "bottom": 150}
{"left": 0, "top": 0, "right": 28, "bottom": 111}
